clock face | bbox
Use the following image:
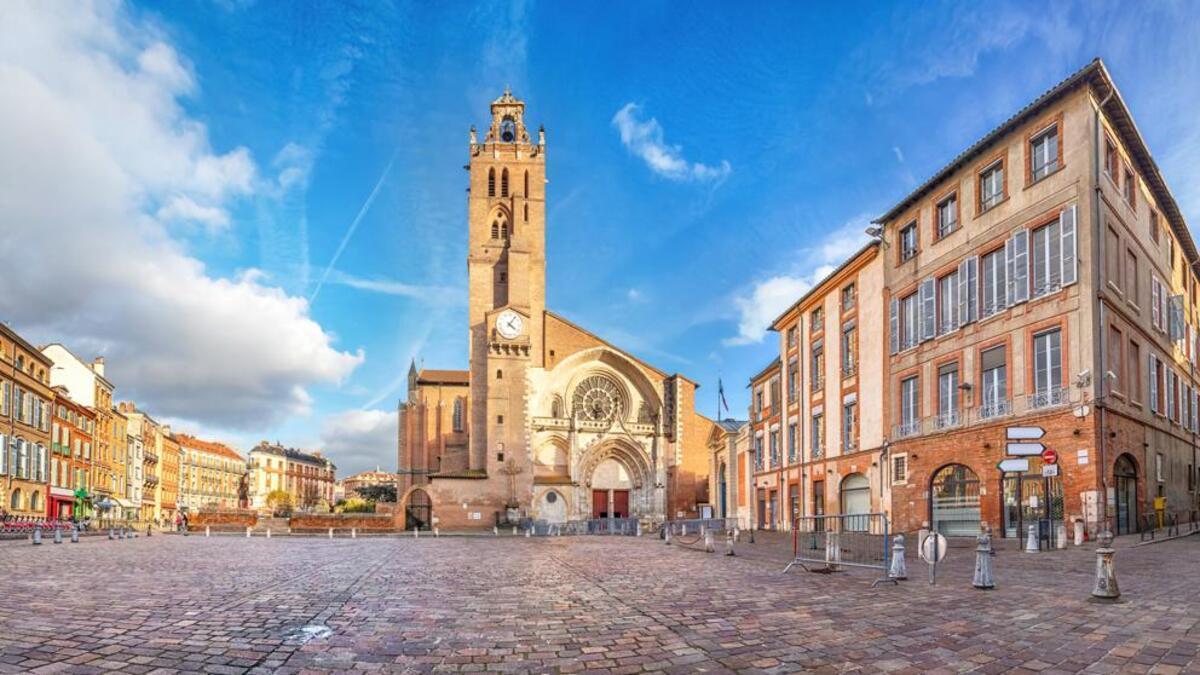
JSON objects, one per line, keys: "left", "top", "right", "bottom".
{"left": 496, "top": 310, "right": 523, "bottom": 339}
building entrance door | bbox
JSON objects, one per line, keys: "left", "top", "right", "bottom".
{"left": 1114, "top": 454, "right": 1138, "bottom": 535}
{"left": 592, "top": 490, "right": 608, "bottom": 518}
{"left": 611, "top": 490, "right": 629, "bottom": 518}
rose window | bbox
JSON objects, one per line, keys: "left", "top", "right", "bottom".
{"left": 572, "top": 376, "right": 623, "bottom": 423}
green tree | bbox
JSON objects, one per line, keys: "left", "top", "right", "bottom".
{"left": 355, "top": 484, "right": 397, "bottom": 503}
{"left": 266, "top": 489, "right": 292, "bottom": 516}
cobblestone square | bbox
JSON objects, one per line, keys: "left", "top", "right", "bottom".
{"left": 2, "top": 534, "right": 1198, "bottom": 674}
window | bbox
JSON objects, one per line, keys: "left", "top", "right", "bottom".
{"left": 787, "top": 422, "right": 798, "bottom": 464}
{"left": 898, "top": 376, "right": 919, "bottom": 437}
{"left": 1151, "top": 210, "right": 1160, "bottom": 243}
{"left": 452, "top": 398, "right": 465, "bottom": 432}
{"left": 938, "top": 270, "right": 960, "bottom": 334}
{"left": 841, "top": 324, "right": 857, "bottom": 376}
{"left": 1123, "top": 167, "right": 1135, "bottom": 205}
{"left": 842, "top": 402, "right": 857, "bottom": 451}
{"left": 841, "top": 283, "right": 856, "bottom": 312}
{"left": 1125, "top": 250, "right": 1139, "bottom": 304}
{"left": 769, "top": 429, "right": 780, "bottom": 468}
{"left": 1030, "top": 221, "right": 1066, "bottom": 300}
{"left": 1106, "top": 227, "right": 1121, "bottom": 291}
{"left": 980, "top": 345, "right": 1009, "bottom": 418}
{"left": 787, "top": 358, "right": 798, "bottom": 403}
{"left": 754, "top": 387, "right": 764, "bottom": 418}
{"left": 981, "top": 248, "right": 1007, "bottom": 319}
{"left": 754, "top": 435, "right": 764, "bottom": 470}
{"left": 1108, "top": 326, "right": 1123, "bottom": 394}
{"left": 811, "top": 307, "right": 824, "bottom": 332}
{"left": 1030, "top": 124, "right": 1059, "bottom": 181}
{"left": 900, "top": 292, "right": 918, "bottom": 350}
{"left": 1156, "top": 453, "right": 1164, "bottom": 483}
{"left": 488, "top": 168, "right": 496, "bottom": 196}
{"left": 1151, "top": 277, "right": 1167, "bottom": 332}
{"left": 769, "top": 376, "right": 781, "bottom": 410}
{"left": 787, "top": 326, "right": 797, "bottom": 349}
{"left": 524, "top": 171, "right": 529, "bottom": 196}
{"left": 937, "top": 363, "right": 960, "bottom": 429}
{"left": 979, "top": 160, "right": 1004, "bottom": 211}
{"left": 811, "top": 414, "right": 824, "bottom": 458}
{"left": 936, "top": 193, "right": 958, "bottom": 238}
{"left": 1032, "top": 329, "right": 1064, "bottom": 408}
{"left": 900, "top": 222, "right": 917, "bottom": 261}
{"left": 523, "top": 203, "right": 528, "bottom": 222}
{"left": 501, "top": 168, "right": 509, "bottom": 197}
{"left": 491, "top": 221, "right": 499, "bottom": 239}
{"left": 811, "top": 343, "right": 824, "bottom": 392}
{"left": 891, "top": 453, "right": 908, "bottom": 484}
{"left": 1169, "top": 237, "right": 1176, "bottom": 273}
{"left": 1104, "top": 139, "right": 1117, "bottom": 178}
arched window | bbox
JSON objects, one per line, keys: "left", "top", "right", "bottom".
{"left": 29, "top": 490, "right": 41, "bottom": 512}
{"left": 488, "top": 168, "right": 496, "bottom": 197}
{"left": 524, "top": 203, "right": 528, "bottom": 222}
{"left": 452, "top": 398, "right": 464, "bottom": 433}
{"left": 496, "top": 369, "right": 503, "bottom": 380}
{"left": 839, "top": 473, "right": 871, "bottom": 531}
{"left": 491, "top": 221, "right": 499, "bottom": 239}
{"left": 501, "top": 219, "right": 509, "bottom": 239}
{"left": 501, "top": 169, "right": 509, "bottom": 197}
{"left": 524, "top": 171, "right": 529, "bottom": 196}
{"left": 930, "top": 464, "right": 981, "bottom": 536}
{"left": 9, "top": 488, "right": 20, "bottom": 510}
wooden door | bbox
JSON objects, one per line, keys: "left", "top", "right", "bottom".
{"left": 592, "top": 490, "right": 608, "bottom": 518}
{"left": 612, "top": 490, "right": 629, "bottom": 518}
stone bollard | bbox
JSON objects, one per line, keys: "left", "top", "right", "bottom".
{"left": 1056, "top": 523, "right": 1067, "bottom": 550}
{"left": 434, "top": 527, "right": 439, "bottom": 537}
{"left": 108, "top": 527, "right": 115, "bottom": 540}
{"left": 54, "top": 526, "right": 63, "bottom": 544}
{"left": 33, "top": 524, "right": 43, "bottom": 545}
{"left": 512, "top": 526, "right": 517, "bottom": 536}
{"left": 665, "top": 527, "right": 672, "bottom": 546}
{"left": 119, "top": 527, "right": 126, "bottom": 540}
{"left": 328, "top": 527, "right": 334, "bottom": 539}
{"left": 266, "top": 528, "right": 272, "bottom": 539}
{"left": 413, "top": 527, "right": 419, "bottom": 539}
{"left": 147, "top": 524, "right": 152, "bottom": 537}
{"left": 71, "top": 525, "right": 80, "bottom": 543}
{"left": 636, "top": 521, "right": 642, "bottom": 537}
{"left": 1073, "top": 519, "right": 1085, "bottom": 546}
{"left": 682, "top": 523, "right": 688, "bottom": 536}
{"left": 733, "top": 528, "right": 740, "bottom": 543}
{"left": 973, "top": 531, "right": 995, "bottom": 590}
{"left": 704, "top": 530, "right": 714, "bottom": 553}
{"left": 246, "top": 526, "right": 251, "bottom": 538}
{"left": 205, "top": 525, "right": 210, "bottom": 537}
{"left": 1024, "top": 524, "right": 1039, "bottom": 552}
{"left": 525, "top": 528, "right": 531, "bottom": 538}
{"left": 725, "top": 530, "right": 735, "bottom": 556}
{"left": 493, "top": 526, "right": 499, "bottom": 536}
{"left": 1091, "top": 531, "right": 1120, "bottom": 601}
{"left": 889, "top": 534, "right": 908, "bottom": 580}
{"left": 351, "top": 528, "right": 357, "bottom": 539}
{"left": 825, "top": 532, "right": 841, "bottom": 571}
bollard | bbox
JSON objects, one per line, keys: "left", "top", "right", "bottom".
{"left": 1073, "top": 519, "right": 1084, "bottom": 546}
{"left": 973, "top": 531, "right": 995, "bottom": 589}
{"left": 434, "top": 527, "right": 439, "bottom": 538}
{"left": 1024, "top": 524, "right": 1039, "bottom": 552}
{"left": 725, "top": 530, "right": 736, "bottom": 556}
{"left": 328, "top": 527, "right": 334, "bottom": 539}
{"left": 147, "top": 524, "right": 152, "bottom": 537}
{"left": 351, "top": 528, "right": 357, "bottom": 539}
{"left": 54, "top": 526, "right": 63, "bottom": 544}
{"left": 682, "top": 524, "right": 688, "bottom": 536}
{"left": 636, "top": 521, "right": 642, "bottom": 537}
{"left": 889, "top": 534, "right": 907, "bottom": 580}
{"left": 665, "top": 527, "right": 672, "bottom": 546}
{"left": 120, "top": 527, "right": 126, "bottom": 540}
{"left": 493, "top": 526, "right": 499, "bottom": 536}
{"left": 825, "top": 532, "right": 841, "bottom": 571}
{"left": 71, "top": 525, "right": 79, "bottom": 543}
{"left": 266, "top": 528, "right": 272, "bottom": 539}
{"left": 512, "top": 526, "right": 517, "bottom": 536}
{"left": 525, "top": 528, "right": 531, "bottom": 538}
{"left": 108, "top": 527, "right": 115, "bottom": 540}
{"left": 704, "top": 530, "right": 714, "bottom": 553}
{"left": 33, "top": 524, "right": 43, "bottom": 545}
{"left": 413, "top": 527, "right": 419, "bottom": 539}
{"left": 733, "top": 528, "right": 740, "bottom": 543}
{"left": 1091, "top": 531, "right": 1120, "bottom": 601}
{"left": 246, "top": 526, "right": 251, "bottom": 538}
{"left": 206, "top": 525, "right": 211, "bottom": 537}
{"left": 1056, "top": 523, "right": 1067, "bottom": 550}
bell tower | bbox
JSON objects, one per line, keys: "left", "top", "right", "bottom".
{"left": 466, "top": 89, "right": 546, "bottom": 475}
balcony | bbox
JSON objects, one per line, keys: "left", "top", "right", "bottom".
{"left": 933, "top": 409, "right": 961, "bottom": 431}
{"left": 1029, "top": 386, "right": 1067, "bottom": 411}
{"left": 979, "top": 399, "right": 1013, "bottom": 420}
{"left": 890, "top": 389, "right": 1074, "bottom": 442}
{"left": 893, "top": 420, "right": 921, "bottom": 439}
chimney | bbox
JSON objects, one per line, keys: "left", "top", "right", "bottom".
{"left": 92, "top": 356, "right": 105, "bottom": 377}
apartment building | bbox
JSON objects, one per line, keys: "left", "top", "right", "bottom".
{"left": 875, "top": 59, "right": 1198, "bottom": 538}
{"left": 747, "top": 359, "right": 782, "bottom": 528}
{"left": 48, "top": 389, "right": 95, "bottom": 519}
{"left": 1, "top": 324, "right": 54, "bottom": 517}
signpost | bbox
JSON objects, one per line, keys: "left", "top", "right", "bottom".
{"left": 1006, "top": 442, "right": 1046, "bottom": 456}
{"left": 1041, "top": 448, "right": 1058, "bottom": 464}
{"left": 919, "top": 532, "right": 947, "bottom": 585}
{"left": 1006, "top": 426, "right": 1045, "bottom": 440}
{"left": 998, "top": 458, "right": 1030, "bottom": 473}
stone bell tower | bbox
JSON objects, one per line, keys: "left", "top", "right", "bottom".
{"left": 466, "top": 89, "right": 546, "bottom": 479}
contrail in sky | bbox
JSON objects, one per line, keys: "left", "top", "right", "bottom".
{"left": 309, "top": 150, "right": 399, "bottom": 304}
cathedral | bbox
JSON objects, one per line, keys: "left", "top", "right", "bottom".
{"left": 397, "top": 91, "right": 717, "bottom": 530}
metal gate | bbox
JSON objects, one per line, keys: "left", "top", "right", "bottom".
{"left": 785, "top": 513, "right": 894, "bottom": 586}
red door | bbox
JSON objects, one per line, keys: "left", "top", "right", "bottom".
{"left": 612, "top": 490, "right": 629, "bottom": 518}
{"left": 592, "top": 490, "right": 608, "bottom": 518}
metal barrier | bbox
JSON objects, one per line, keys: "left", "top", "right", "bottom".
{"left": 784, "top": 513, "right": 895, "bottom": 586}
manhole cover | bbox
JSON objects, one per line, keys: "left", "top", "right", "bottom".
{"left": 283, "top": 624, "right": 333, "bottom": 643}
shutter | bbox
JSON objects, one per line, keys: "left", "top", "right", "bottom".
{"left": 1167, "top": 369, "right": 1175, "bottom": 418}
{"left": 1171, "top": 295, "right": 1185, "bottom": 342}
{"left": 957, "top": 259, "right": 970, "bottom": 326}
{"left": 920, "top": 278, "right": 936, "bottom": 341}
{"left": 1193, "top": 388, "right": 1198, "bottom": 432}
{"left": 1149, "top": 355, "right": 1158, "bottom": 413}
{"left": 1060, "top": 203, "right": 1077, "bottom": 286}
{"left": 1010, "top": 230, "right": 1030, "bottom": 303}
{"left": 966, "top": 256, "right": 979, "bottom": 323}
{"left": 1152, "top": 279, "right": 1161, "bottom": 330}
{"left": 889, "top": 298, "right": 899, "bottom": 354}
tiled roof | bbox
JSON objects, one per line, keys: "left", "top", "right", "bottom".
{"left": 175, "top": 434, "right": 245, "bottom": 463}
{"left": 250, "top": 441, "right": 334, "bottom": 468}
{"left": 416, "top": 369, "right": 469, "bottom": 385}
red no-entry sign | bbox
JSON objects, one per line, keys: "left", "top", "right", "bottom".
{"left": 1042, "top": 448, "right": 1058, "bottom": 465}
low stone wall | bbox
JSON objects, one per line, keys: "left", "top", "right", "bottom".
{"left": 188, "top": 510, "right": 258, "bottom": 531}
{"left": 289, "top": 513, "right": 397, "bottom": 533}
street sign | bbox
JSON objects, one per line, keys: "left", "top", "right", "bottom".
{"left": 1006, "top": 442, "right": 1046, "bottom": 456}
{"left": 1041, "top": 448, "right": 1058, "bottom": 465}
{"left": 998, "top": 458, "right": 1030, "bottom": 473}
{"left": 1007, "top": 426, "right": 1045, "bottom": 440}
{"left": 919, "top": 532, "right": 947, "bottom": 563}
{"left": 1042, "top": 464, "right": 1060, "bottom": 477}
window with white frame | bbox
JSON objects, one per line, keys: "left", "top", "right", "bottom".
{"left": 891, "top": 453, "right": 908, "bottom": 485}
{"left": 937, "top": 193, "right": 958, "bottom": 238}
{"left": 900, "top": 292, "right": 918, "bottom": 350}
{"left": 938, "top": 270, "right": 960, "bottom": 334}
{"left": 937, "top": 363, "right": 960, "bottom": 428}
{"left": 1030, "top": 124, "right": 1059, "bottom": 181}
{"left": 980, "top": 161, "right": 1004, "bottom": 210}
{"left": 899, "top": 376, "right": 919, "bottom": 436}
{"left": 981, "top": 248, "right": 1007, "bottom": 318}
{"left": 769, "top": 428, "right": 780, "bottom": 467}
{"left": 900, "top": 222, "right": 917, "bottom": 261}
{"left": 811, "top": 413, "right": 824, "bottom": 458}
{"left": 1031, "top": 217, "right": 1063, "bottom": 297}
{"left": 1032, "top": 329, "right": 1064, "bottom": 408}
{"left": 787, "top": 422, "right": 798, "bottom": 464}
{"left": 842, "top": 402, "right": 857, "bottom": 450}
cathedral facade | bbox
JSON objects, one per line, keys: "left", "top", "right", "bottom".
{"left": 397, "top": 92, "right": 715, "bottom": 530}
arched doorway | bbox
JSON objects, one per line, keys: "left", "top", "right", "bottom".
{"left": 840, "top": 473, "right": 871, "bottom": 531}
{"left": 1114, "top": 454, "right": 1138, "bottom": 535}
{"left": 930, "top": 464, "right": 981, "bottom": 537}
{"left": 404, "top": 489, "right": 432, "bottom": 531}
{"left": 591, "top": 458, "right": 632, "bottom": 518}
{"left": 718, "top": 462, "right": 728, "bottom": 518}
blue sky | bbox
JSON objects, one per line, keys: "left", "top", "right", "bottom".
{"left": 3, "top": 1, "right": 1199, "bottom": 475}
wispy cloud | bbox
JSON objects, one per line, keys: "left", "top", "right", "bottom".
{"left": 309, "top": 151, "right": 398, "bottom": 304}
{"left": 892, "top": 146, "right": 905, "bottom": 163}
{"left": 156, "top": 194, "right": 230, "bottom": 231}
{"left": 724, "top": 214, "right": 873, "bottom": 346}
{"left": 612, "top": 103, "right": 731, "bottom": 184}
{"left": 326, "top": 269, "right": 462, "bottom": 305}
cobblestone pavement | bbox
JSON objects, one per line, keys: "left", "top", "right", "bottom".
{"left": 1, "top": 532, "right": 1198, "bottom": 674}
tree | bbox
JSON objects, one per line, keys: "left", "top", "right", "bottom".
{"left": 355, "top": 484, "right": 397, "bottom": 503}
{"left": 266, "top": 489, "right": 292, "bottom": 516}
{"left": 340, "top": 497, "right": 374, "bottom": 513}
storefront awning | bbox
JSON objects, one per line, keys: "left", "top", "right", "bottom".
{"left": 114, "top": 498, "right": 138, "bottom": 508}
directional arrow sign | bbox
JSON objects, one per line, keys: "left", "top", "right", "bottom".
{"left": 1006, "top": 426, "right": 1045, "bottom": 440}
{"left": 998, "top": 458, "right": 1030, "bottom": 473}
{"left": 1006, "top": 442, "right": 1046, "bottom": 456}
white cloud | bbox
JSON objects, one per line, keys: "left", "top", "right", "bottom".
{"left": 0, "top": 1, "right": 362, "bottom": 429}
{"left": 725, "top": 215, "right": 872, "bottom": 346}
{"left": 319, "top": 409, "right": 395, "bottom": 476}
{"left": 325, "top": 269, "right": 463, "bottom": 305}
{"left": 892, "top": 146, "right": 905, "bottom": 163}
{"left": 612, "top": 103, "right": 731, "bottom": 183}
